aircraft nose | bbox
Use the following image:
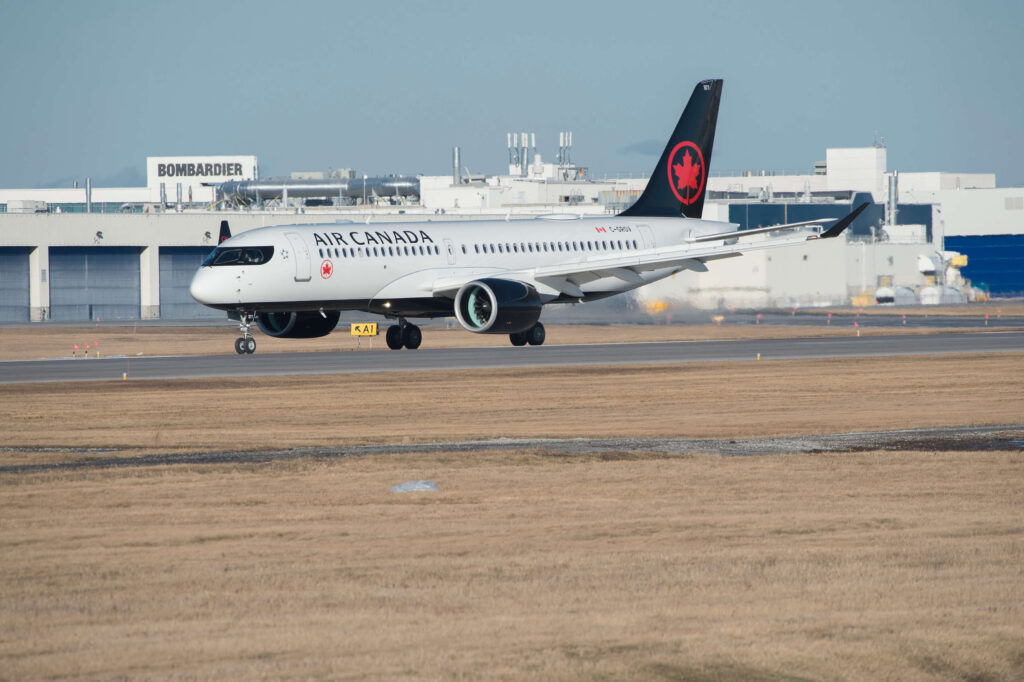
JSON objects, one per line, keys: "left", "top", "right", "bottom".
{"left": 189, "top": 268, "right": 212, "bottom": 305}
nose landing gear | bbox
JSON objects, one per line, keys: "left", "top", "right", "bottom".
{"left": 234, "top": 311, "right": 257, "bottom": 354}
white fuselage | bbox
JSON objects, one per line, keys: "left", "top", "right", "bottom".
{"left": 189, "top": 214, "right": 728, "bottom": 317}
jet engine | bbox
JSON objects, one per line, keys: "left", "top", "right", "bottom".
{"left": 454, "top": 279, "right": 541, "bottom": 334}
{"left": 256, "top": 311, "right": 341, "bottom": 338}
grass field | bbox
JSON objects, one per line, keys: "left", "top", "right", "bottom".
{"left": 2, "top": 449, "right": 1022, "bottom": 680}
{"left": 1, "top": 328, "right": 1023, "bottom": 679}
{"left": 1, "top": 353, "right": 1022, "bottom": 455}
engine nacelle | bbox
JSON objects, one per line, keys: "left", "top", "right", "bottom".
{"left": 256, "top": 311, "right": 340, "bottom": 338}
{"left": 454, "top": 279, "right": 541, "bottom": 334}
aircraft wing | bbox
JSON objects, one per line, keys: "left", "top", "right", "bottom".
{"left": 686, "top": 218, "right": 830, "bottom": 243}
{"left": 431, "top": 203, "right": 868, "bottom": 298}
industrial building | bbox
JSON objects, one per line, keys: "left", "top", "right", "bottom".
{"left": 0, "top": 139, "right": 1020, "bottom": 322}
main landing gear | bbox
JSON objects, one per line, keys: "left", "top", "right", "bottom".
{"left": 510, "top": 322, "right": 545, "bottom": 347}
{"left": 234, "top": 311, "right": 257, "bottom": 354}
{"left": 383, "top": 320, "right": 545, "bottom": 350}
{"left": 386, "top": 319, "right": 422, "bottom": 350}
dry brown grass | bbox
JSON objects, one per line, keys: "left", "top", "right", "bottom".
{"left": 1, "top": 449, "right": 1022, "bottom": 680}
{"left": 0, "top": 321, "right": 1014, "bottom": 362}
{"left": 1, "top": 353, "right": 1022, "bottom": 455}
{"left": 2, "top": 341, "right": 1023, "bottom": 679}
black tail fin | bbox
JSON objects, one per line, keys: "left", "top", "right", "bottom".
{"left": 218, "top": 220, "right": 231, "bottom": 243}
{"left": 619, "top": 79, "right": 722, "bottom": 219}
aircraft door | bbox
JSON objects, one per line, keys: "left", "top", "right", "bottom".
{"left": 285, "top": 231, "right": 311, "bottom": 282}
{"left": 637, "top": 224, "right": 656, "bottom": 249}
{"left": 444, "top": 238, "right": 456, "bottom": 265}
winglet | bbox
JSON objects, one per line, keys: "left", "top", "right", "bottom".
{"left": 814, "top": 202, "right": 870, "bottom": 240}
{"left": 218, "top": 220, "right": 231, "bottom": 243}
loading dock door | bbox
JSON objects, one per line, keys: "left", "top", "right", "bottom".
{"left": 50, "top": 247, "right": 141, "bottom": 321}
{"left": 0, "top": 248, "right": 30, "bottom": 321}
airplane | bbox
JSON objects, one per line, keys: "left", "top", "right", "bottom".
{"left": 189, "top": 79, "right": 868, "bottom": 354}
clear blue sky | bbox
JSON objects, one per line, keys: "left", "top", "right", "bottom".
{"left": 1, "top": 0, "right": 1021, "bottom": 188}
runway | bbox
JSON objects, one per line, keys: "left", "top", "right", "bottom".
{"left": 1, "top": 330, "right": 1021, "bottom": 384}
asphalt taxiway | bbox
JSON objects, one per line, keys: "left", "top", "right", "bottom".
{"left": 1, "top": 331, "right": 1021, "bottom": 384}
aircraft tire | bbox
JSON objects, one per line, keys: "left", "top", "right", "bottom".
{"left": 386, "top": 325, "right": 404, "bottom": 350}
{"left": 234, "top": 338, "right": 246, "bottom": 354}
{"left": 245, "top": 337, "right": 256, "bottom": 354}
{"left": 402, "top": 325, "right": 422, "bottom": 350}
{"left": 509, "top": 331, "right": 528, "bottom": 346}
{"left": 526, "top": 322, "right": 545, "bottom": 346}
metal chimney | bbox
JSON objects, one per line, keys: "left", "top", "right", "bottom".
{"left": 85, "top": 177, "right": 92, "bottom": 213}
{"left": 520, "top": 131, "right": 528, "bottom": 177}
{"left": 453, "top": 146, "right": 461, "bottom": 185}
{"left": 887, "top": 170, "right": 899, "bottom": 226}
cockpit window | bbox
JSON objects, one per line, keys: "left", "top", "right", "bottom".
{"left": 202, "top": 246, "right": 274, "bottom": 266}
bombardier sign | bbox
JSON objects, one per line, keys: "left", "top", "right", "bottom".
{"left": 145, "top": 155, "right": 258, "bottom": 203}
{"left": 157, "top": 161, "right": 245, "bottom": 178}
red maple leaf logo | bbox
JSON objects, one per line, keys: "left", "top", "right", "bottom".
{"left": 666, "top": 142, "right": 706, "bottom": 205}
{"left": 320, "top": 260, "right": 333, "bottom": 279}
{"left": 672, "top": 150, "right": 701, "bottom": 194}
